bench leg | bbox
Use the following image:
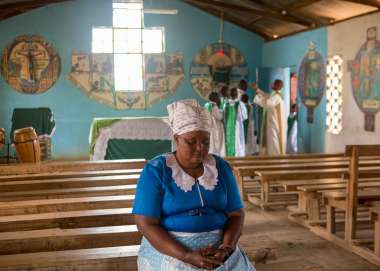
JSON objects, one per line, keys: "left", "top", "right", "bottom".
{"left": 262, "top": 181, "right": 270, "bottom": 204}
{"left": 326, "top": 205, "right": 336, "bottom": 234}
{"left": 299, "top": 191, "right": 307, "bottom": 212}
{"left": 299, "top": 191, "right": 320, "bottom": 221}
{"left": 238, "top": 175, "right": 247, "bottom": 201}
{"left": 307, "top": 192, "right": 320, "bottom": 221}
{"left": 375, "top": 219, "right": 380, "bottom": 256}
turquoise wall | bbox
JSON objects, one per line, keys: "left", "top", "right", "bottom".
{"left": 262, "top": 28, "right": 328, "bottom": 153}
{"left": 0, "top": 0, "right": 263, "bottom": 159}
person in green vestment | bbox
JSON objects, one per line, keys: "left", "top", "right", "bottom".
{"left": 204, "top": 92, "right": 226, "bottom": 156}
{"left": 224, "top": 88, "right": 248, "bottom": 157}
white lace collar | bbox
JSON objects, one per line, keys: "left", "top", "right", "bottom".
{"left": 165, "top": 153, "right": 218, "bottom": 192}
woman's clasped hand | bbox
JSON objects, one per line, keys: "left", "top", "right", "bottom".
{"left": 184, "top": 245, "right": 231, "bottom": 270}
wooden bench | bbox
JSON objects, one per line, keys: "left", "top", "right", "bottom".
{"left": 0, "top": 208, "right": 135, "bottom": 232}
{"left": 0, "top": 174, "right": 140, "bottom": 191}
{"left": 286, "top": 178, "right": 380, "bottom": 223}
{"left": 0, "top": 245, "right": 139, "bottom": 271}
{"left": 0, "top": 225, "right": 141, "bottom": 255}
{"left": 370, "top": 207, "right": 380, "bottom": 256}
{"left": 226, "top": 152, "right": 344, "bottom": 162}
{"left": 0, "top": 168, "right": 142, "bottom": 182}
{"left": 0, "top": 160, "right": 144, "bottom": 270}
{"left": 0, "top": 195, "right": 135, "bottom": 216}
{"left": 0, "top": 159, "right": 146, "bottom": 176}
{"left": 0, "top": 185, "right": 137, "bottom": 201}
{"left": 307, "top": 145, "right": 380, "bottom": 266}
{"left": 251, "top": 165, "right": 380, "bottom": 210}
{"left": 233, "top": 157, "right": 380, "bottom": 202}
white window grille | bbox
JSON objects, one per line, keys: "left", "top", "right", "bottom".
{"left": 326, "top": 55, "right": 343, "bottom": 135}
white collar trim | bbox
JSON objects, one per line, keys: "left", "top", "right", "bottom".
{"left": 165, "top": 153, "right": 218, "bottom": 192}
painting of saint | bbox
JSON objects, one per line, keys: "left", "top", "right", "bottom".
{"left": 348, "top": 27, "right": 380, "bottom": 131}
{"left": 298, "top": 42, "right": 326, "bottom": 123}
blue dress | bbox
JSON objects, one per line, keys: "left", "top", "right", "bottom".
{"left": 132, "top": 153, "right": 255, "bottom": 270}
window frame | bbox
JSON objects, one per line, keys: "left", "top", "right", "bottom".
{"left": 91, "top": 1, "right": 165, "bottom": 92}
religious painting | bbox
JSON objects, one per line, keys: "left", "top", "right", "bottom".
{"left": 1, "top": 35, "right": 61, "bottom": 94}
{"left": 298, "top": 42, "right": 326, "bottom": 123}
{"left": 145, "top": 54, "right": 167, "bottom": 92}
{"left": 190, "top": 42, "right": 248, "bottom": 100}
{"left": 166, "top": 53, "right": 184, "bottom": 93}
{"left": 71, "top": 53, "right": 90, "bottom": 73}
{"left": 348, "top": 27, "right": 380, "bottom": 132}
{"left": 67, "top": 52, "right": 184, "bottom": 110}
{"left": 89, "top": 54, "right": 114, "bottom": 92}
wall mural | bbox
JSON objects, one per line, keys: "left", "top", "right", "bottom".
{"left": 67, "top": 52, "right": 184, "bottom": 110}
{"left": 1, "top": 35, "right": 61, "bottom": 94}
{"left": 348, "top": 27, "right": 380, "bottom": 132}
{"left": 298, "top": 42, "right": 326, "bottom": 123}
{"left": 190, "top": 42, "right": 248, "bottom": 100}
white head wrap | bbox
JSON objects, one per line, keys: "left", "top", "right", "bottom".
{"left": 167, "top": 99, "right": 211, "bottom": 135}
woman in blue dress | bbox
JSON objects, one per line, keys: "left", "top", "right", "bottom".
{"left": 132, "top": 99, "right": 255, "bottom": 270}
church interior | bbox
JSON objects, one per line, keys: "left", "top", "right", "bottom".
{"left": 1, "top": 0, "right": 380, "bottom": 270}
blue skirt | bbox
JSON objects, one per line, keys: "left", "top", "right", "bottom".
{"left": 137, "top": 230, "right": 256, "bottom": 271}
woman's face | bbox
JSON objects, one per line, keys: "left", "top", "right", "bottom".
{"left": 175, "top": 130, "right": 210, "bottom": 166}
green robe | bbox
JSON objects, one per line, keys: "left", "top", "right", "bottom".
{"left": 224, "top": 102, "right": 239, "bottom": 156}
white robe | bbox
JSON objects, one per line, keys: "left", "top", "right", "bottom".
{"left": 254, "top": 89, "right": 287, "bottom": 155}
{"left": 229, "top": 100, "right": 248, "bottom": 157}
{"left": 245, "top": 103, "right": 258, "bottom": 155}
{"left": 208, "top": 103, "right": 226, "bottom": 157}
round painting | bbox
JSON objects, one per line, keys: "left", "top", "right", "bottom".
{"left": 298, "top": 42, "right": 326, "bottom": 123}
{"left": 1, "top": 35, "right": 61, "bottom": 94}
{"left": 190, "top": 42, "right": 248, "bottom": 100}
{"left": 348, "top": 27, "right": 380, "bottom": 131}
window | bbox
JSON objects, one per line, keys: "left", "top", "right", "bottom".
{"left": 326, "top": 55, "right": 343, "bottom": 135}
{"left": 92, "top": 0, "right": 165, "bottom": 92}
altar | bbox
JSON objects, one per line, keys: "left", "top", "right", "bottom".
{"left": 89, "top": 117, "right": 173, "bottom": 160}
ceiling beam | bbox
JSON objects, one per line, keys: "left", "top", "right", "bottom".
{"left": 248, "top": 0, "right": 332, "bottom": 26}
{"left": 184, "top": 0, "right": 272, "bottom": 40}
{"left": 186, "top": 0, "right": 312, "bottom": 27}
{"left": 0, "top": 0, "right": 72, "bottom": 11}
{"left": 0, "top": 9, "right": 28, "bottom": 21}
{"left": 285, "top": 0, "right": 323, "bottom": 10}
{"left": 338, "top": 0, "right": 380, "bottom": 8}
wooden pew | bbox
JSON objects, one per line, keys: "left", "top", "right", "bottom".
{"left": 0, "top": 159, "right": 146, "bottom": 176}
{"left": 0, "top": 208, "right": 135, "bottom": 232}
{"left": 0, "top": 174, "right": 140, "bottom": 191}
{"left": 232, "top": 156, "right": 380, "bottom": 202}
{"left": 370, "top": 207, "right": 380, "bottom": 256}
{"left": 309, "top": 145, "right": 380, "bottom": 267}
{"left": 0, "top": 195, "right": 135, "bottom": 216}
{"left": 0, "top": 246, "right": 139, "bottom": 271}
{"left": 0, "top": 168, "right": 142, "bottom": 182}
{"left": 251, "top": 165, "right": 380, "bottom": 210}
{"left": 226, "top": 153, "right": 343, "bottom": 162}
{"left": 0, "top": 160, "right": 143, "bottom": 270}
{"left": 0, "top": 225, "right": 141, "bottom": 255}
{"left": 284, "top": 177, "right": 380, "bottom": 223}
{"left": 0, "top": 185, "right": 137, "bottom": 201}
